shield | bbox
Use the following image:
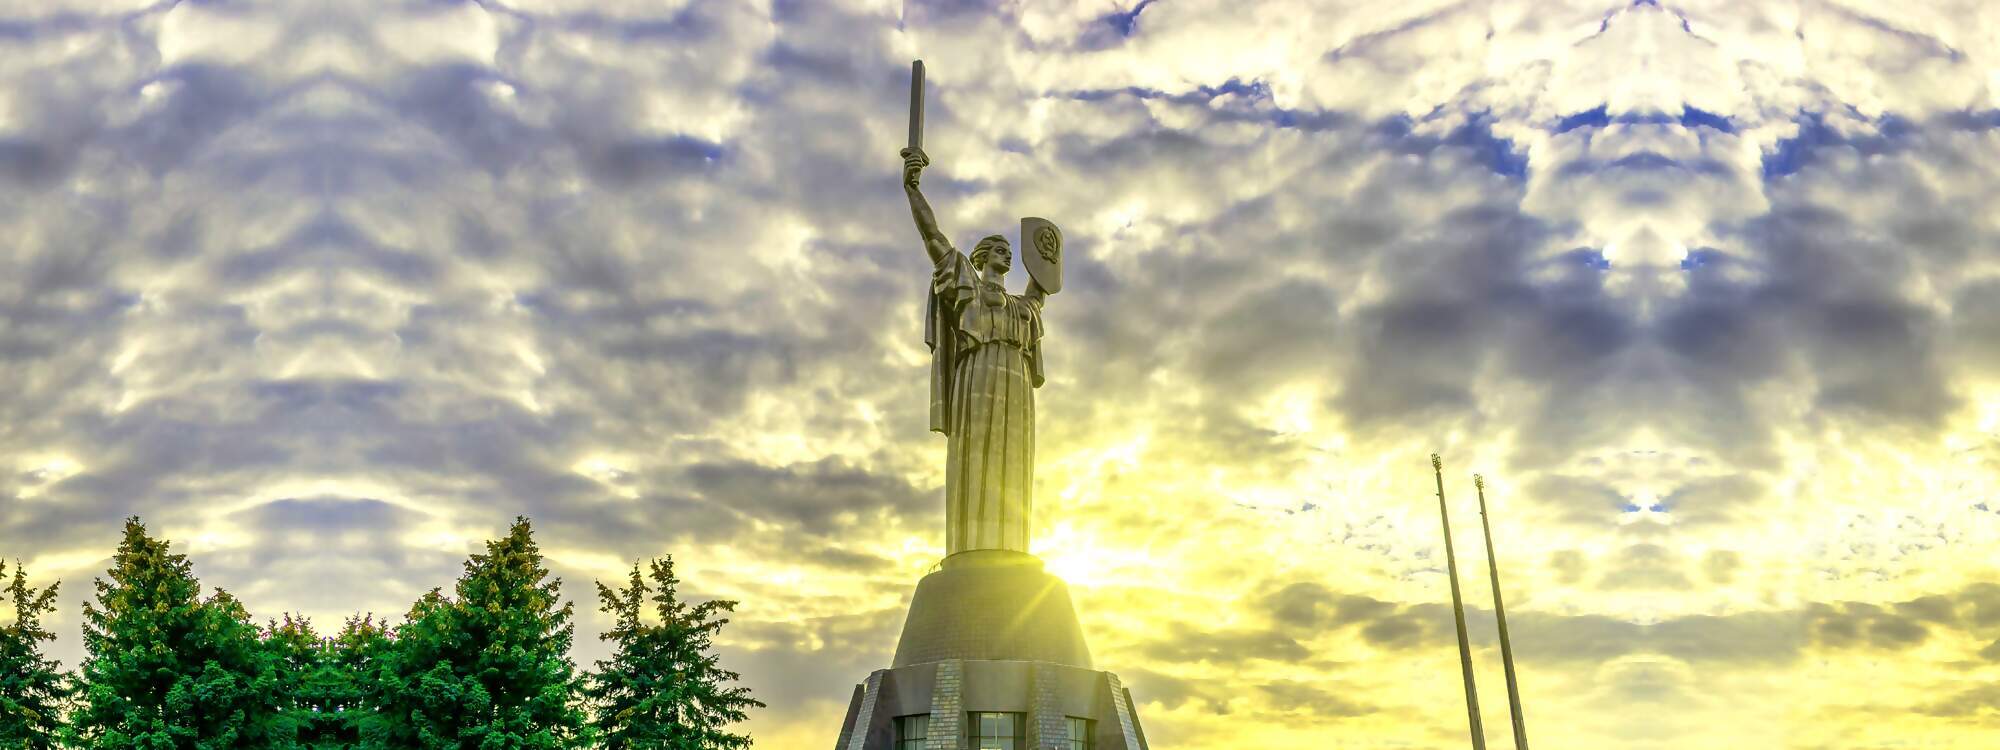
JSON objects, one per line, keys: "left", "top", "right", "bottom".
{"left": 1019, "top": 217, "right": 1063, "bottom": 294}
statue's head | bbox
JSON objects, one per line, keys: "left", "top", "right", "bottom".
{"left": 971, "top": 234, "right": 1011, "bottom": 276}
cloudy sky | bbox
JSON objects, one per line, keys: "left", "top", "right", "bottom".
{"left": 4, "top": 0, "right": 2000, "bottom": 747}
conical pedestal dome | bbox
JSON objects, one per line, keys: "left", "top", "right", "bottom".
{"left": 833, "top": 549, "right": 1150, "bottom": 750}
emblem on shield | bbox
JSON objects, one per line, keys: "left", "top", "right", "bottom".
{"left": 1020, "top": 216, "right": 1062, "bottom": 294}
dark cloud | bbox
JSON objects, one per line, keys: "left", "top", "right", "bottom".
{"left": 683, "top": 457, "right": 932, "bottom": 537}
{"left": 1919, "top": 683, "right": 2000, "bottom": 719}
{"left": 1358, "top": 607, "right": 1445, "bottom": 650}
{"left": 1109, "top": 666, "right": 1378, "bottom": 722}
{"left": 1523, "top": 474, "right": 1628, "bottom": 524}
{"left": 902, "top": 0, "right": 1008, "bottom": 27}
{"left": 1895, "top": 594, "right": 1958, "bottom": 625}
{"left": 1659, "top": 475, "right": 1765, "bottom": 527}
{"left": 1333, "top": 297, "right": 1483, "bottom": 424}
{"left": 1657, "top": 276, "right": 1788, "bottom": 381}
{"left": 1189, "top": 278, "right": 1340, "bottom": 398}
{"left": 1697, "top": 204, "right": 1959, "bottom": 433}
{"left": 1951, "top": 278, "right": 2000, "bottom": 372}
{"left": 1134, "top": 621, "right": 1311, "bottom": 664}
{"left": 386, "top": 62, "right": 544, "bottom": 174}
{"left": 1595, "top": 543, "right": 1692, "bottom": 591}
{"left": 1647, "top": 611, "right": 1805, "bottom": 665}
{"left": 1804, "top": 298, "right": 1956, "bottom": 423}
{"left": 1264, "top": 583, "right": 1385, "bottom": 631}
{"left": 722, "top": 606, "right": 906, "bottom": 711}
{"left": 1807, "top": 602, "right": 1930, "bottom": 651}
{"left": 1549, "top": 549, "right": 1586, "bottom": 584}
{"left": 1957, "top": 582, "right": 2000, "bottom": 631}
{"left": 119, "top": 63, "right": 273, "bottom": 174}
{"left": 1700, "top": 549, "right": 1740, "bottom": 584}
{"left": 1253, "top": 680, "right": 1373, "bottom": 717}
{"left": 1500, "top": 611, "right": 1645, "bottom": 664}
{"left": 1113, "top": 666, "right": 1203, "bottom": 711}
{"left": 1244, "top": 578, "right": 1947, "bottom": 667}
{"left": 794, "top": 543, "right": 895, "bottom": 574}
{"left": 1978, "top": 638, "right": 2000, "bottom": 663}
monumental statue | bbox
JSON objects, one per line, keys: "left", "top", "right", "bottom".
{"left": 901, "top": 142, "right": 1063, "bottom": 556}
{"left": 831, "top": 62, "right": 1150, "bottom": 750}
{"left": 898, "top": 54, "right": 1064, "bottom": 558}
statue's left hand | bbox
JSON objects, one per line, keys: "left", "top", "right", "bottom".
{"left": 1026, "top": 275, "right": 1053, "bottom": 301}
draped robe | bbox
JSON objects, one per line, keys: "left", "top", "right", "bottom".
{"left": 925, "top": 249, "right": 1044, "bottom": 555}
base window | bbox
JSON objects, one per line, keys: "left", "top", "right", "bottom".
{"left": 1066, "top": 716, "right": 1094, "bottom": 750}
{"left": 897, "top": 714, "right": 930, "bottom": 750}
{"left": 969, "top": 711, "right": 1025, "bottom": 750}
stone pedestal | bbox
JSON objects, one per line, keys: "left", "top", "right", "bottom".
{"left": 834, "top": 552, "right": 1149, "bottom": 750}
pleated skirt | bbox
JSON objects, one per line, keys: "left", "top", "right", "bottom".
{"left": 945, "top": 339, "right": 1036, "bottom": 554}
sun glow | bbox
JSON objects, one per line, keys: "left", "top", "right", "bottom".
{"left": 14, "top": 456, "right": 81, "bottom": 500}
{"left": 1038, "top": 524, "right": 1151, "bottom": 590}
{"left": 573, "top": 455, "right": 639, "bottom": 499}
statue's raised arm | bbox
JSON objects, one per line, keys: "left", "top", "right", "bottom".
{"left": 902, "top": 147, "right": 950, "bottom": 264}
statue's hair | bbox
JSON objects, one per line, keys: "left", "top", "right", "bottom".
{"left": 971, "top": 234, "right": 1008, "bottom": 266}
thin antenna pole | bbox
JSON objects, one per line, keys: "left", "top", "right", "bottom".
{"left": 1433, "top": 454, "right": 1486, "bottom": 750}
{"left": 1476, "top": 475, "right": 1529, "bottom": 750}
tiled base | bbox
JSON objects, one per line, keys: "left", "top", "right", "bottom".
{"left": 834, "top": 660, "right": 1150, "bottom": 750}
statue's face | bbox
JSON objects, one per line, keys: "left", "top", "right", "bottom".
{"left": 979, "top": 240, "right": 1012, "bottom": 275}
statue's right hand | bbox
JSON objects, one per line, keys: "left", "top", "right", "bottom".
{"left": 901, "top": 147, "right": 929, "bottom": 187}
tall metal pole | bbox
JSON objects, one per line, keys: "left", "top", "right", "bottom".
{"left": 1433, "top": 454, "right": 1486, "bottom": 750}
{"left": 1475, "top": 475, "right": 1529, "bottom": 750}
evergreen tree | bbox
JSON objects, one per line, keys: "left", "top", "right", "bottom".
{"left": 66, "top": 517, "right": 289, "bottom": 749}
{"left": 370, "top": 517, "right": 593, "bottom": 749}
{"left": 585, "top": 556, "right": 762, "bottom": 750}
{"left": 263, "top": 612, "right": 389, "bottom": 750}
{"left": 325, "top": 616, "right": 390, "bottom": 748}
{"left": 268, "top": 614, "right": 362, "bottom": 748}
{"left": 0, "top": 560, "right": 71, "bottom": 749}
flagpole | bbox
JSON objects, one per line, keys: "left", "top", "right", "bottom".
{"left": 1476, "top": 475, "right": 1529, "bottom": 750}
{"left": 1433, "top": 454, "right": 1486, "bottom": 750}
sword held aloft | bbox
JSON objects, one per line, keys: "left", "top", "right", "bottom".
{"left": 908, "top": 60, "right": 924, "bottom": 150}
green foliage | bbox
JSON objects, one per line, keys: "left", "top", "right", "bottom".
{"left": 268, "top": 613, "right": 388, "bottom": 749}
{"left": 585, "top": 557, "right": 763, "bottom": 750}
{"left": 11, "top": 517, "right": 750, "bottom": 750}
{"left": 322, "top": 616, "right": 390, "bottom": 748}
{"left": 65, "top": 517, "right": 292, "bottom": 749}
{"left": 368, "top": 517, "right": 594, "bottom": 749}
{"left": 265, "top": 614, "right": 323, "bottom": 746}
{"left": 0, "top": 560, "right": 72, "bottom": 749}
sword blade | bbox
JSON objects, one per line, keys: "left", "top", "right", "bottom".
{"left": 908, "top": 60, "right": 925, "bottom": 150}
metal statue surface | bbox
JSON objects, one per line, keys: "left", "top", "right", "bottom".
{"left": 1020, "top": 216, "right": 1063, "bottom": 293}
{"left": 900, "top": 62, "right": 1060, "bottom": 556}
